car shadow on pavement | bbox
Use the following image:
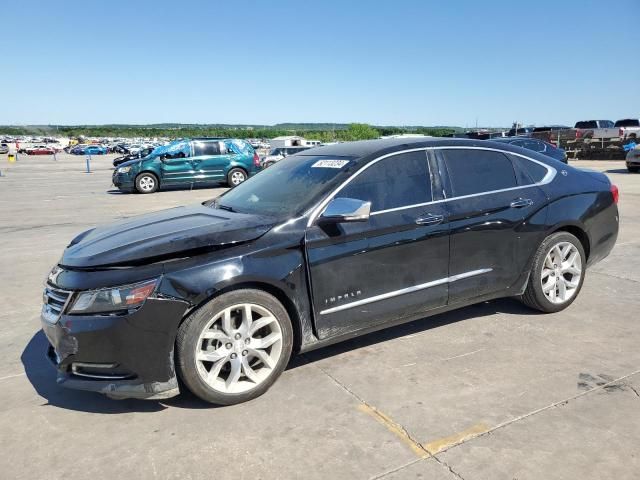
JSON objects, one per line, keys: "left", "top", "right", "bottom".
{"left": 22, "top": 298, "right": 533, "bottom": 413}
{"left": 605, "top": 169, "right": 630, "bottom": 174}
{"left": 292, "top": 297, "right": 534, "bottom": 369}
{"left": 106, "top": 184, "right": 226, "bottom": 195}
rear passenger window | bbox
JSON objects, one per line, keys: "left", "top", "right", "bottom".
{"left": 512, "top": 155, "right": 549, "bottom": 183}
{"left": 340, "top": 151, "right": 431, "bottom": 212}
{"left": 443, "top": 149, "right": 517, "bottom": 197}
{"left": 193, "top": 141, "right": 221, "bottom": 156}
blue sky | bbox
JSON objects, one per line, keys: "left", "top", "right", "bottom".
{"left": 2, "top": 0, "right": 638, "bottom": 127}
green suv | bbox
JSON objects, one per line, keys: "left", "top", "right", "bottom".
{"left": 112, "top": 138, "right": 260, "bottom": 193}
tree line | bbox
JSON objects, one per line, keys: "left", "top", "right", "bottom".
{"left": 0, "top": 123, "right": 457, "bottom": 141}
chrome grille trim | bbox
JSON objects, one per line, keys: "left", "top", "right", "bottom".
{"left": 42, "top": 286, "right": 72, "bottom": 324}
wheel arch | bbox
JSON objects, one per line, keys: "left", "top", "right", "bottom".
{"left": 136, "top": 170, "right": 161, "bottom": 186}
{"left": 178, "top": 280, "right": 304, "bottom": 353}
{"left": 549, "top": 223, "right": 591, "bottom": 260}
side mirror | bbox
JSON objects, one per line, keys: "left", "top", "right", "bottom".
{"left": 319, "top": 198, "right": 371, "bottom": 223}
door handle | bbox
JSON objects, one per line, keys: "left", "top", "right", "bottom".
{"left": 510, "top": 198, "right": 534, "bottom": 208}
{"left": 415, "top": 213, "right": 444, "bottom": 225}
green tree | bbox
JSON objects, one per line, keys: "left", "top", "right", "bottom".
{"left": 339, "top": 123, "right": 379, "bottom": 141}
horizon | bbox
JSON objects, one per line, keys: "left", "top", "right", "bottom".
{"left": 3, "top": 0, "right": 639, "bottom": 126}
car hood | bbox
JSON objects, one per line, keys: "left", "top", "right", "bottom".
{"left": 60, "top": 204, "right": 275, "bottom": 268}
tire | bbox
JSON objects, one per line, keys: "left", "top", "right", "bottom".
{"left": 176, "top": 289, "right": 294, "bottom": 405}
{"left": 628, "top": 166, "right": 639, "bottom": 173}
{"left": 135, "top": 172, "right": 158, "bottom": 194}
{"left": 227, "top": 168, "right": 247, "bottom": 187}
{"left": 520, "top": 232, "right": 586, "bottom": 313}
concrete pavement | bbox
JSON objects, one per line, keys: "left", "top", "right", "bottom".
{"left": 0, "top": 153, "right": 638, "bottom": 479}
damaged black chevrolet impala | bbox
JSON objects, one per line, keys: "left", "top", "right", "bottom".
{"left": 41, "top": 138, "right": 619, "bottom": 405}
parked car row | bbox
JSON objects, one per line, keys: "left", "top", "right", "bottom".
{"left": 509, "top": 119, "right": 640, "bottom": 145}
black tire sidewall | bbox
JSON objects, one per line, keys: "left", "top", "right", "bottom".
{"left": 529, "top": 232, "right": 586, "bottom": 313}
{"left": 135, "top": 172, "right": 158, "bottom": 194}
{"left": 176, "top": 289, "right": 293, "bottom": 405}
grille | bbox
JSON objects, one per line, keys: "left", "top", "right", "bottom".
{"left": 42, "top": 285, "right": 72, "bottom": 323}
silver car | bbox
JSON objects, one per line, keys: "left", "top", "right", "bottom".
{"left": 261, "top": 146, "right": 313, "bottom": 168}
{"left": 626, "top": 144, "right": 640, "bottom": 173}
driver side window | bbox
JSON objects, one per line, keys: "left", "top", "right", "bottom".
{"left": 339, "top": 151, "right": 432, "bottom": 212}
{"left": 162, "top": 151, "right": 188, "bottom": 160}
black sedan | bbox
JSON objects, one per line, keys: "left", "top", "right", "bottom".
{"left": 491, "top": 137, "right": 568, "bottom": 163}
{"left": 41, "top": 138, "right": 618, "bottom": 405}
{"left": 112, "top": 147, "right": 155, "bottom": 167}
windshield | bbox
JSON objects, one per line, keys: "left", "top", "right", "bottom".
{"left": 214, "top": 155, "right": 357, "bottom": 217}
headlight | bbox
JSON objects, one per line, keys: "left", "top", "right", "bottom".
{"left": 117, "top": 166, "right": 132, "bottom": 173}
{"left": 68, "top": 279, "right": 159, "bottom": 315}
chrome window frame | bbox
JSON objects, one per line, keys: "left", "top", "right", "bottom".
{"left": 307, "top": 146, "right": 556, "bottom": 226}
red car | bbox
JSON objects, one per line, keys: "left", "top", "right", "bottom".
{"left": 25, "top": 145, "right": 56, "bottom": 155}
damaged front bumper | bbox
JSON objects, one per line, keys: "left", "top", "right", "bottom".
{"left": 112, "top": 171, "right": 135, "bottom": 191}
{"left": 41, "top": 296, "right": 188, "bottom": 400}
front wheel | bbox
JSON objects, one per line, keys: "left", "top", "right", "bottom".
{"left": 227, "top": 168, "right": 247, "bottom": 187}
{"left": 520, "top": 232, "right": 586, "bottom": 313}
{"left": 176, "top": 289, "right": 293, "bottom": 405}
{"left": 135, "top": 172, "right": 158, "bottom": 194}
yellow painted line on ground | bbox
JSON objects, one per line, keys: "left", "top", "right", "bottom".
{"left": 424, "top": 422, "right": 490, "bottom": 455}
{"left": 357, "top": 404, "right": 430, "bottom": 458}
{"left": 358, "top": 403, "right": 490, "bottom": 459}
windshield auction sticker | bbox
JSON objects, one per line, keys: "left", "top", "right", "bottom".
{"left": 311, "top": 159, "right": 350, "bottom": 169}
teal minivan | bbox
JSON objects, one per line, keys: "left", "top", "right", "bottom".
{"left": 112, "top": 138, "right": 261, "bottom": 193}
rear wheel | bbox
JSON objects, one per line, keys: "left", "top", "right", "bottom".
{"left": 227, "top": 168, "right": 247, "bottom": 187}
{"left": 520, "top": 232, "right": 585, "bottom": 313}
{"left": 176, "top": 289, "right": 293, "bottom": 405}
{"left": 135, "top": 172, "right": 158, "bottom": 194}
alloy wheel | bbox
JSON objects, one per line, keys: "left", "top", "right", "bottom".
{"left": 231, "top": 171, "right": 246, "bottom": 186}
{"left": 139, "top": 175, "right": 155, "bottom": 192}
{"left": 541, "top": 241, "right": 582, "bottom": 304}
{"left": 195, "top": 303, "right": 283, "bottom": 394}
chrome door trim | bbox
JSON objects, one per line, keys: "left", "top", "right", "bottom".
{"left": 307, "top": 146, "right": 556, "bottom": 226}
{"left": 319, "top": 268, "right": 492, "bottom": 315}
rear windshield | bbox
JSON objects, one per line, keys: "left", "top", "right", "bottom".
{"left": 214, "top": 155, "right": 358, "bottom": 217}
{"left": 614, "top": 119, "right": 639, "bottom": 127}
{"left": 575, "top": 121, "right": 597, "bottom": 129}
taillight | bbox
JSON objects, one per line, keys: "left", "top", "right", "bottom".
{"left": 619, "top": 128, "right": 624, "bottom": 137}
{"left": 576, "top": 130, "right": 582, "bottom": 138}
{"left": 253, "top": 152, "right": 260, "bottom": 167}
{"left": 610, "top": 184, "right": 619, "bottom": 204}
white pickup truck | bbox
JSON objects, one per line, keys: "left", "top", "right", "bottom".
{"left": 615, "top": 119, "right": 640, "bottom": 142}
{"left": 574, "top": 120, "right": 617, "bottom": 140}
{"left": 574, "top": 119, "right": 640, "bottom": 143}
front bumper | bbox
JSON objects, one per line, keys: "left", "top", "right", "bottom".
{"left": 41, "top": 296, "right": 188, "bottom": 400}
{"left": 112, "top": 171, "right": 135, "bottom": 190}
{"left": 626, "top": 156, "right": 640, "bottom": 168}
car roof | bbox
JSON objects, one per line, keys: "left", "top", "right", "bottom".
{"left": 492, "top": 137, "right": 539, "bottom": 142}
{"left": 295, "top": 137, "right": 534, "bottom": 161}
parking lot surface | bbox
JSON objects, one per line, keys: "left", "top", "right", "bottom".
{"left": 1, "top": 154, "right": 639, "bottom": 479}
